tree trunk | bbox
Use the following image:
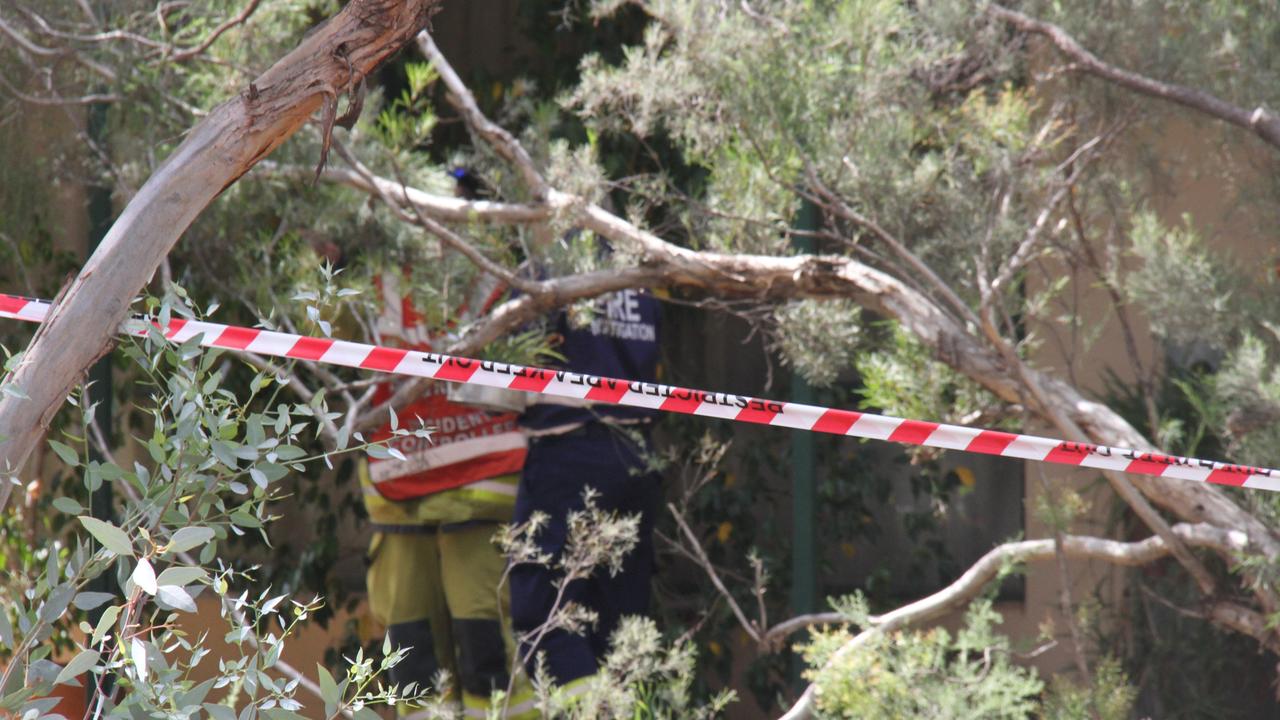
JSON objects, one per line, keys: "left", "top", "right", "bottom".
{"left": 0, "top": 0, "right": 440, "bottom": 501}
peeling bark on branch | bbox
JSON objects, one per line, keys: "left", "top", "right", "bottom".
{"left": 0, "top": 0, "right": 440, "bottom": 495}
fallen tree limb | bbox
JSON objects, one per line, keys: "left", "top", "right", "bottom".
{"left": 778, "top": 522, "right": 1259, "bottom": 720}
{"left": 313, "top": 151, "right": 1280, "bottom": 572}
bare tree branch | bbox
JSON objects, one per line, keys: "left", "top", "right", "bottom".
{"left": 987, "top": 3, "right": 1280, "bottom": 150}
{"left": 0, "top": 13, "right": 61, "bottom": 57}
{"left": 779, "top": 522, "right": 1259, "bottom": 720}
{"left": 415, "top": 32, "right": 550, "bottom": 198}
{"left": 330, "top": 139, "right": 541, "bottom": 293}
{"left": 668, "top": 502, "right": 763, "bottom": 643}
{"left": 269, "top": 162, "right": 550, "bottom": 224}
{"left": 167, "top": 0, "right": 263, "bottom": 62}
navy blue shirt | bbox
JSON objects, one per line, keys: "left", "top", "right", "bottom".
{"left": 521, "top": 287, "right": 660, "bottom": 431}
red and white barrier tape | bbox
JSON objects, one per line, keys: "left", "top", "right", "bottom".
{"left": 2, "top": 292, "right": 1277, "bottom": 491}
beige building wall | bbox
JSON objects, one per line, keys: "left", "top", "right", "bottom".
{"left": 995, "top": 112, "right": 1274, "bottom": 679}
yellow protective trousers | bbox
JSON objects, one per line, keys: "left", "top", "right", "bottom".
{"left": 366, "top": 521, "right": 534, "bottom": 717}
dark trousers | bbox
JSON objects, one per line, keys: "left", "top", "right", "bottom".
{"left": 509, "top": 423, "right": 660, "bottom": 685}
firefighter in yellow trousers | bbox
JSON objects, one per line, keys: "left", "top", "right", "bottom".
{"left": 362, "top": 271, "right": 534, "bottom": 718}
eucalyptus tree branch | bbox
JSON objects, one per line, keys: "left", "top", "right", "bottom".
{"left": 0, "top": 0, "right": 441, "bottom": 489}
{"left": 315, "top": 81, "right": 1280, "bottom": 584}
{"left": 0, "top": 13, "right": 59, "bottom": 56}
{"left": 96, "top": 427, "right": 350, "bottom": 717}
{"left": 329, "top": 140, "right": 541, "bottom": 294}
{"left": 18, "top": 8, "right": 166, "bottom": 50}
{"left": 779, "top": 522, "right": 1258, "bottom": 720}
{"left": 987, "top": 131, "right": 1106, "bottom": 298}
{"left": 0, "top": 73, "right": 120, "bottom": 105}
{"left": 804, "top": 172, "right": 982, "bottom": 331}
{"left": 987, "top": 3, "right": 1280, "bottom": 150}
{"left": 269, "top": 163, "right": 550, "bottom": 224}
{"left": 974, "top": 284, "right": 1222, "bottom": 596}
{"left": 415, "top": 32, "right": 550, "bottom": 197}
{"left": 960, "top": 120, "right": 1222, "bottom": 596}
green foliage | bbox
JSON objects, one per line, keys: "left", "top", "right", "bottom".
{"left": 572, "top": 0, "right": 1036, "bottom": 273}
{"left": 0, "top": 294, "right": 420, "bottom": 719}
{"left": 525, "top": 616, "right": 734, "bottom": 719}
{"left": 800, "top": 600, "right": 1043, "bottom": 719}
{"left": 774, "top": 299, "right": 864, "bottom": 388}
{"left": 1040, "top": 657, "right": 1136, "bottom": 720}
{"left": 1124, "top": 212, "right": 1235, "bottom": 349}
{"left": 857, "top": 324, "right": 998, "bottom": 428}
{"left": 373, "top": 61, "right": 440, "bottom": 150}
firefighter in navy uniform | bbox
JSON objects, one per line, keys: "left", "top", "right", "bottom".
{"left": 509, "top": 286, "right": 662, "bottom": 688}
{"left": 361, "top": 270, "right": 534, "bottom": 718}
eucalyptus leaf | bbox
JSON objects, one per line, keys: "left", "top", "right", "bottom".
{"left": 167, "top": 526, "right": 215, "bottom": 555}
{"left": 71, "top": 592, "right": 115, "bottom": 611}
{"left": 131, "top": 637, "right": 148, "bottom": 682}
{"left": 204, "top": 703, "right": 238, "bottom": 720}
{"left": 39, "top": 585, "right": 75, "bottom": 624}
{"left": 48, "top": 439, "right": 80, "bottom": 467}
{"left": 52, "top": 497, "right": 84, "bottom": 515}
{"left": 0, "top": 607, "right": 12, "bottom": 648}
{"left": 273, "top": 445, "right": 306, "bottom": 461}
{"left": 53, "top": 649, "right": 100, "bottom": 686}
{"left": 132, "top": 558, "right": 158, "bottom": 596}
{"left": 156, "top": 567, "right": 207, "bottom": 587}
{"left": 157, "top": 585, "right": 197, "bottom": 613}
{"left": 210, "top": 440, "right": 239, "bottom": 468}
{"left": 78, "top": 516, "right": 133, "bottom": 557}
{"left": 317, "top": 663, "right": 339, "bottom": 718}
{"left": 91, "top": 605, "right": 121, "bottom": 645}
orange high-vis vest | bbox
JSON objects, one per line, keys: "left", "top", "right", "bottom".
{"left": 366, "top": 272, "right": 527, "bottom": 502}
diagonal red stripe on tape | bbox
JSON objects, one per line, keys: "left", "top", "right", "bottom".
{"left": 213, "top": 325, "right": 259, "bottom": 350}
{"left": 735, "top": 402, "right": 780, "bottom": 425}
{"left": 888, "top": 419, "right": 938, "bottom": 445}
{"left": 159, "top": 318, "right": 189, "bottom": 339}
{"left": 434, "top": 358, "right": 478, "bottom": 382}
{"left": 1044, "top": 442, "right": 1091, "bottom": 466}
{"left": 660, "top": 389, "right": 703, "bottom": 414}
{"left": 287, "top": 336, "right": 334, "bottom": 361}
{"left": 812, "top": 408, "right": 860, "bottom": 435}
{"left": 361, "top": 347, "right": 409, "bottom": 372}
{"left": 1206, "top": 467, "right": 1251, "bottom": 487}
{"left": 586, "top": 380, "right": 628, "bottom": 404}
{"left": 0, "top": 295, "right": 28, "bottom": 315}
{"left": 966, "top": 430, "right": 1018, "bottom": 456}
{"left": 1125, "top": 455, "right": 1177, "bottom": 476}
{"left": 508, "top": 368, "right": 554, "bottom": 393}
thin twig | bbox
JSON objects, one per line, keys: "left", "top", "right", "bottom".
{"left": 667, "top": 502, "right": 762, "bottom": 643}
{"left": 167, "top": 0, "right": 263, "bottom": 62}
{"left": 987, "top": 4, "right": 1280, "bottom": 150}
